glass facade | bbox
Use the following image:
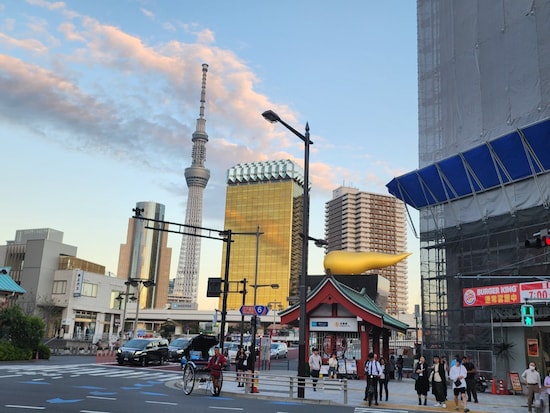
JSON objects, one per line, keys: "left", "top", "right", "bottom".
{"left": 219, "top": 161, "right": 304, "bottom": 310}
{"left": 117, "top": 201, "right": 172, "bottom": 310}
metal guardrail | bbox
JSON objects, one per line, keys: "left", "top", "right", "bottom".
{"left": 225, "top": 371, "right": 349, "bottom": 404}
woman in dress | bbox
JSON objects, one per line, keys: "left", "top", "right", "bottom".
{"left": 207, "top": 346, "right": 227, "bottom": 396}
{"left": 235, "top": 347, "right": 247, "bottom": 387}
{"left": 414, "top": 355, "right": 430, "bottom": 405}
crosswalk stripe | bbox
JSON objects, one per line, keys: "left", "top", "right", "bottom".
{"left": 0, "top": 365, "right": 180, "bottom": 383}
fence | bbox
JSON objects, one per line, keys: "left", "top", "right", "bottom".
{"left": 217, "top": 371, "right": 349, "bottom": 404}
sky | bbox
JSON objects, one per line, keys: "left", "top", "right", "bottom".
{"left": 0, "top": 0, "right": 420, "bottom": 312}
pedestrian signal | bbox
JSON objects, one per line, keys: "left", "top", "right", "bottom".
{"left": 521, "top": 304, "right": 535, "bottom": 327}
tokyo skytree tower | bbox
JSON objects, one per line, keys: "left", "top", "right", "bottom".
{"left": 173, "top": 64, "right": 210, "bottom": 308}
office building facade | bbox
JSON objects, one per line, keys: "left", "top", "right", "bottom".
{"left": 325, "top": 186, "right": 408, "bottom": 314}
{"left": 219, "top": 160, "right": 304, "bottom": 310}
{"left": 118, "top": 201, "right": 171, "bottom": 310}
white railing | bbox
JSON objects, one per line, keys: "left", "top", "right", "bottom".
{"left": 224, "top": 371, "right": 349, "bottom": 404}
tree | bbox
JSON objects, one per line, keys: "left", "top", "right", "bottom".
{"left": 0, "top": 305, "right": 45, "bottom": 352}
{"left": 494, "top": 341, "right": 515, "bottom": 385}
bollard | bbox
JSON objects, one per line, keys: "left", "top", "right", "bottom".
{"left": 252, "top": 370, "right": 259, "bottom": 393}
{"left": 491, "top": 378, "right": 497, "bottom": 394}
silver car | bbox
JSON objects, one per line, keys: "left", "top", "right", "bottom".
{"left": 270, "top": 342, "right": 288, "bottom": 359}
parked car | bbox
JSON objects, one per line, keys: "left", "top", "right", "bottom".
{"left": 168, "top": 337, "right": 192, "bottom": 362}
{"left": 224, "top": 342, "right": 241, "bottom": 362}
{"left": 270, "top": 342, "right": 288, "bottom": 359}
{"left": 116, "top": 337, "right": 169, "bottom": 366}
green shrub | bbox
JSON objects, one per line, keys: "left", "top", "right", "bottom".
{"left": 37, "top": 343, "right": 51, "bottom": 359}
{"left": 0, "top": 341, "right": 33, "bottom": 361}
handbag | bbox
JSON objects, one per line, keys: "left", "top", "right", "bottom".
{"left": 411, "top": 372, "right": 419, "bottom": 380}
{"left": 534, "top": 393, "right": 542, "bottom": 408}
{"left": 454, "top": 379, "right": 462, "bottom": 387}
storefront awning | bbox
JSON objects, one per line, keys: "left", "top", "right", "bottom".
{"left": 386, "top": 118, "right": 550, "bottom": 209}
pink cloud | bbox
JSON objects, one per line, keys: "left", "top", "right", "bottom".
{"left": 0, "top": 32, "right": 47, "bottom": 53}
{"left": 58, "top": 22, "right": 85, "bottom": 42}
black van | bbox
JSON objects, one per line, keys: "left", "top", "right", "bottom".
{"left": 116, "top": 337, "right": 169, "bottom": 366}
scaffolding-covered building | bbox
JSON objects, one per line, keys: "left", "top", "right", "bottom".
{"left": 387, "top": 1, "right": 550, "bottom": 377}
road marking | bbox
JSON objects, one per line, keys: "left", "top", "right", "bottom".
{"left": 5, "top": 406, "right": 46, "bottom": 410}
{"left": 86, "top": 396, "right": 117, "bottom": 401}
{"left": 144, "top": 401, "right": 178, "bottom": 406}
{"left": 80, "top": 410, "right": 114, "bottom": 413}
{"left": 208, "top": 408, "right": 243, "bottom": 411}
{"left": 354, "top": 408, "right": 409, "bottom": 413}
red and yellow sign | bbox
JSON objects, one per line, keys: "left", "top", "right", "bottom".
{"left": 462, "top": 283, "right": 521, "bottom": 307}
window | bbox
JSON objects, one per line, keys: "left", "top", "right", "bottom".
{"left": 52, "top": 280, "right": 67, "bottom": 294}
{"left": 81, "top": 282, "right": 98, "bottom": 297}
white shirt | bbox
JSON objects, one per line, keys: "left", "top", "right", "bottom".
{"left": 449, "top": 364, "right": 467, "bottom": 388}
{"left": 309, "top": 353, "right": 322, "bottom": 371}
{"left": 365, "top": 360, "right": 382, "bottom": 376}
{"left": 522, "top": 368, "right": 541, "bottom": 387}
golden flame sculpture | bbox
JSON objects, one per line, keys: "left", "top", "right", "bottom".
{"left": 323, "top": 251, "right": 412, "bottom": 275}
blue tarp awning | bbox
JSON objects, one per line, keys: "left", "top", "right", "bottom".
{"left": 0, "top": 274, "right": 26, "bottom": 294}
{"left": 386, "top": 119, "right": 550, "bottom": 209}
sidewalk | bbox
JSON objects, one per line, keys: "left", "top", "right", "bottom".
{"left": 173, "top": 370, "right": 531, "bottom": 412}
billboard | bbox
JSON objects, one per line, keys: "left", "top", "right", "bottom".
{"left": 463, "top": 280, "right": 550, "bottom": 307}
{"left": 462, "top": 283, "right": 520, "bottom": 307}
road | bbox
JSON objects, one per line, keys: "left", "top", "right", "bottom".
{"left": 0, "top": 357, "right": 354, "bottom": 413}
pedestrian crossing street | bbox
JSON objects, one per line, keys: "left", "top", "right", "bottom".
{"left": 0, "top": 363, "right": 182, "bottom": 382}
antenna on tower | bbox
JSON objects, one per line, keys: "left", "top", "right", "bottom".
{"left": 193, "top": 63, "right": 209, "bottom": 139}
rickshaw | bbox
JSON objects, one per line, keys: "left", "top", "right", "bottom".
{"left": 180, "top": 334, "right": 223, "bottom": 395}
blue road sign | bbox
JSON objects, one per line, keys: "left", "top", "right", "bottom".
{"left": 254, "top": 305, "right": 269, "bottom": 316}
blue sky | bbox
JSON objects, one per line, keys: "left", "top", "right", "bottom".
{"left": 0, "top": 0, "right": 420, "bottom": 311}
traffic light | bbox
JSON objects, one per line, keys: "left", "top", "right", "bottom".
{"left": 525, "top": 229, "right": 550, "bottom": 248}
{"left": 206, "top": 277, "right": 222, "bottom": 297}
{"left": 521, "top": 304, "right": 535, "bottom": 326}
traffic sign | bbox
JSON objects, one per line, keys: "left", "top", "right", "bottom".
{"left": 254, "top": 305, "right": 269, "bottom": 316}
{"left": 239, "top": 305, "right": 270, "bottom": 316}
{"left": 520, "top": 281, "right": 550, "bottom": 301}
{"left": 239, "top": 305, "right": 256, "bottom": 316}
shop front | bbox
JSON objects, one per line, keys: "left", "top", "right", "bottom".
{"left": 280, "top": 275, "right": 407, "bottom": 379}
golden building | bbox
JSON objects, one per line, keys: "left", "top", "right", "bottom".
{"left": 219, "top": 160, "right": 304, "bottom": 310}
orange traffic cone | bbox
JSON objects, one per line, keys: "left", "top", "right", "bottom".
{"left": 498, "top": 379, "right": 504, "bottom": 394}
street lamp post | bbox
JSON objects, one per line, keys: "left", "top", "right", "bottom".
{"left": 262, "top": 109, "right": 312, "bottom": 398}
{"left": 124, "top": 278, "right": 156, "bottom": 338}
{"left": 267, "top": 301, "right": 283, "bottom": 329}
{"left": 230, "top": 227, "right": 263, "bottom": 367}
{"left": 239, "top": 278, "right": 247, "bottom": 346}
{"left": 250, "top": 282, "right": 279, "bottom": 373}
{"left": 115, "top": 291, "right": 136, "bottom": 338}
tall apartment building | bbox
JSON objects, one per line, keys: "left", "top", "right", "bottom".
{"left": 117, "top": 201, "right": 171, "bottom": 310}
{"left": 219, "top": 160, "right": 304, "bottom": 310}
{"left": 325, "top": 186, "right": 408, "bottom": 314}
